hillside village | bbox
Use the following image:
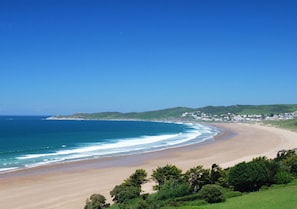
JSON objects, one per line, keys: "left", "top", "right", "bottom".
{"left": 181, "top": 111, "right": 297, "bottom": 122}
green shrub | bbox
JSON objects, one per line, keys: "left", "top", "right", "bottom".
{"left": 198, "top": 184, "right": 225, "bottom": 203}
{"left": 275, "top": 171, "right": 293, "bottom": 184}
{"left": 133, "top": 198, "right": 159, "bottom": 209}
{"left": 110, "top": 185, "right": 141, "bottom": 204}
{"left": 155, "top": 179, "right": 191, "bottom": 200}
{"left": 174, "top": 193, "right": 201, "bottom": 202}
{"left": 84, "top": 194, "right": 108, "bottom": 209}
{"left": 228, "top": 160, "right": 271, "bottom": 192}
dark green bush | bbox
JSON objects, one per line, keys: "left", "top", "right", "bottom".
{"left": 228, "top": 160, "right": 271, "bottom": 192}
{"left": 275, "top": 171, "right": 293, "bottom": 184}
{"left": 110, "top": 184, "right": 141, "bottom": 204}
{"left": 198, "top": 184, "right": 225, "bottom": 203}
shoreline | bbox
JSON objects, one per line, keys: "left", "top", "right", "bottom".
{"left": 1, "top": 123, "right": 297, "bottom": 209}
{"left": 0, "top": 120, "right": 218, "bottom": 175}
{"left": 0, "top": 122, "right": 222, "bottom": 179}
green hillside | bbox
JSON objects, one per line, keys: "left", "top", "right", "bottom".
{"left": 197, "top": 104, "right": 297, "bottom": 115}
{"left": 176, "top": 182, "right": 297, "bottom": 209}
{"left": 55, "top": 104, "right": 297, "bottom": 120}
{"left": 264, "top": 118, "right": 297, "bottom": 132}
{"left": 59, "top": 107, "right": 195, "bottom": 120}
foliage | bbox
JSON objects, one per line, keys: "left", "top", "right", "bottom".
{"left": 210, "top": 164, "right": 227, "bottom": 187}
{"left": 252, "top": 156, "right": 280, "bottom": 184}
{"left": 274, "top": 171, "right": 293, "bottom": 184}
{"left": 114, "top": 195, "right": 159, "bottom": 209}
{"left": 155, "top": 179, "right": 191, "bottom": 200}
{"left": 110, "top": 185, "right": 141, "bottom": 205}
{"left": 228, "top": 160, "right": 271, "bottom": 192}
{"left": 183, "top": 166, "right": 211, "bottom": 192}
{"left": 86, "top": 150, "right": 297, "bottom": 209}
{"left": 84, "top": 194, "right": 108, "bottom": 209}
{"left": 151, "top": 164, "right": 183, "bottom": 190}
{"left": 228, "top": 155, "right": 296, "bottom": 192}
{"left": 275, "top": 149, "right": 297, "bottom": 162}
{"left": 275, "top": 149, "right": 297, "bottom": 176}
{"left": 110, "top": 169, "right": 148, "bottom": 206}
{"left": 194, "top": 180, "right": 297, "bottom": 209}
{"left": 134, "top": 199, "right": 159, "bottom": 209}
{"left": 198, "top": 184, "right": 225, "bottom": 203}
{"left": 124, "top": 169, "right": 148, "bottom": 188}
{"left": 173, "top": 193, "right": 202, "bottom": 202}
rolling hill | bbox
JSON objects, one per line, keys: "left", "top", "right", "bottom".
{"left": 52, "top": 104, "right": 297, "bottom": 120}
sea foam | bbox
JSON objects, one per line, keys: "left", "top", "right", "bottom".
{"left": 17, "top": 123, "right": 218, "bottom": 165}
{"left": 0, "top": 118, "right": 219, "bottom": 173}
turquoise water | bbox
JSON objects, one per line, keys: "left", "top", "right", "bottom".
{"left": 0, "top": 116, "right": 219, "bottom": 172}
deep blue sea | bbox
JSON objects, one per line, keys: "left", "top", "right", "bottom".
{"left": 0, "top": 116, "right": 219, "bottom": 173}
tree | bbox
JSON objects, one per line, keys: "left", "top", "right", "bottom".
{"left": 198, "top": 184, "right": 225, "bottom": 203}
{"left": 184, "top": 165, "right": 210, "bottom": 192}
{"left": 110, "top": 169, "right": 148, "bottom": 206}
{"left": 210, "top": 163, "right": 226, "bottom": 184}
{"left": 124, "top": 168, "right": 148, "bottom": 188}
{"left": 228, "top": 160, "right": 270, "bottom": 192}
{"left": 151, "top": 164, "right": 182, "bottom": 190}
{"left": 276, "top": 149, "right": 297, "bottom": 177}
{"left": 275, "top": 149, "right": 296, "bottom": 162}
{"left": 84, "top": 194, "right": 108, "bottom": 209}
{"left": 110, "top": 184, "right": 141, "bottom": 205}
{"left": 155, "top": 179, "right": 191, "bottom": 200}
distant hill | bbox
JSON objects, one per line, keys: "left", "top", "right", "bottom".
{"left": 58, "top": 107, "right": 194, "bottom": 120}
{"left": 196, "top": 104, "right": 297, "bottom": 115}
{"left": 51, "top": 104, "right": 297, "bottom": 120}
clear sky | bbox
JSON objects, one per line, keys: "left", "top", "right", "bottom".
{"left": 1, "top": 0, "right": 296, "bottom": 115}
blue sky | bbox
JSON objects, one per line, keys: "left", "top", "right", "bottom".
{"left": 0, "top": 0, "right": 296, "bottom": 115}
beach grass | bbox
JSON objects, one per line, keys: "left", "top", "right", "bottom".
{"left": 161, "top": 180, "right": 297, "bottom": 209}
{"left": 263, "top": 118, "right": 297, "bottom": 132}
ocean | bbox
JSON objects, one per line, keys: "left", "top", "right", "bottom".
{"left": 0, "top": 116, "right": 219, "bottom": 173}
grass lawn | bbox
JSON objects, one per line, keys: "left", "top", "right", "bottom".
{"left": 162, "top": 182, "right": 297, "bottom": 209}
{"left": 200, "top": 185, "right": 297, "bottom": 209}
{"left": 109, "top": 181, "right": 297, "bottom": 209}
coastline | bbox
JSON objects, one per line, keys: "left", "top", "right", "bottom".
{"left": 1, "top": 123, "right": 297, "bottom": 209}
{"left": 0, "top": 120, "right": 218, "bottom": 174}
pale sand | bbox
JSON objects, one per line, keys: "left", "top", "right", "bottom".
{"left": 0, "top": 123, "right": 297, "bottom": 209}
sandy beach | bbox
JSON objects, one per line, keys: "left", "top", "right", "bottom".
{"left": 1, "top": 123, "right": 297, "bottom": 209}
